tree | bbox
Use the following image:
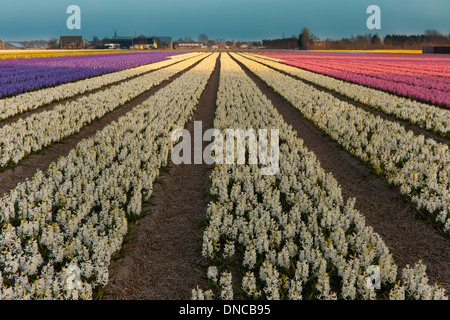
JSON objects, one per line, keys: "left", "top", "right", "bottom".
{"left": 100, "top": 37, "right": 110, "bottom": 46}
{"left": 371, "top": 34, "right": 382, "bottom": 46}
{"left": 47, "top": 38, "right": 59, "bottom": 49}
{"left": 425, "top": 29, "right": 442, "bottom": 37}
{"left": 198, "top": 34, "right": 208, "bottom": 44}
{"left": 298, "top": 27, "right": 310, "bottom": 50}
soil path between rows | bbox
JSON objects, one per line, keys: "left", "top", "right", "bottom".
{"left": 0, "top": 55, "right": 209, "bottom": 198}
{"left": 231, "top": 53, "right": 450, "bottom": 292}
{"left": 102, "top": 54, "right": 220, "bottom": 300}
{"left": 240, "top": 54, "right": 450, "bottom": 145}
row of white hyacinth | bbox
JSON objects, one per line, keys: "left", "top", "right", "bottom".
{"left": 192, "top": 54, "right": 447, "bottom": 300}
{"left": 232, "top": 53, "right": 450, "bottom": 237}
{"left": 0, "top": 53, "right": 209, "bottom": 169}
{"left": 0, "top": 52, "right": 202, "bottom": 122}
{"left": 0, "top": 53, "right": 219, "bottom": 299}
{"left": 243, "top": 53, "right": 450, "bottom": 138}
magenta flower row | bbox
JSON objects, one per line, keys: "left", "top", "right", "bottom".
{"left": 260, "top": 52, "right": 450, "bottom": 108}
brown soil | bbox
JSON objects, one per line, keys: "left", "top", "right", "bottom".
{"left": 231, "top": 53, "right": 450, "bottom": 292}
{"left": 102, "top": 54, "right": 220, "bottom": 300}
{"left": 0, "top": 55, "right": 209, "bottom": 198}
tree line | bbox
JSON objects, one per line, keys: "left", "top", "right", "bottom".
{"left": 45, "top": 28, "right": 449, "bottom": 50}
{"left": 262, "top": 28, "right": 450, "bottom": 50}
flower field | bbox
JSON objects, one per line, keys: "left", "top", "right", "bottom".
{"left": 0, "top": 50, "right": 448, "bottom": 300}
{"left": 192, "top": 54, "right": 446, "bottom": 300}
{"left": 0, "top": 52, "right": 217, "bottom": 299}
{"left": 244, "top": 53, "right": 450, "bottom": 137}
{"left": 0, "top": 50, "right": 127, "bottom": 61}
{"left": 0, "top": 53, "right": 205, "bottom": 168}
{"left": 259, "top": 52, "right": 450, "bottom": 108}
{"left": 0, "top": 52, "right": 182, "bottom": 98}
{"left": 235, "top": 53, "right": 450, "bottom": 237}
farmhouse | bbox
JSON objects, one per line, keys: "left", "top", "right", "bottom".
{"left": 7, "top": 42, "right": 25, "bottom": 49}
{"left": 132, "top": 36, "right": 157, "bottom": 50}
{"left": 110, "top": 35, "right": 134, "bottom": 49}
{"left": 111, "top": 32, "right": 172, "bottom": 49}
{"left": 59, "top": 36, "right": 85, "bottom": 49}
{"left": 175, "top": 42, "right": 205, "bottom": 49}
{"left": 104, "top": 43, "right": 121, "bottom": 50}
{"left": 152, "top": 36, "right": 173, "bottom": 50}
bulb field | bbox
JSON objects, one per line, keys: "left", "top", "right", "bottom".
{"left": 0, "top": 50, "right": 448, "bottom": 300}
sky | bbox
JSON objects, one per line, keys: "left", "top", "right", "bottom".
{"left": 0, "top": 0, "right": 449, "bottom": 41}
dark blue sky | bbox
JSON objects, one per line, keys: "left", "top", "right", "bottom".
{"left": 0, "top": 0, "right": 449, "bottom": 41}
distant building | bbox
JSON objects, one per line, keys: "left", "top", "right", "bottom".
{"left": 59, "top": 36, "right": 85, "bottom": 49}
{"left": 111, "top": 34, "right": 134, "bottom": 49}
{"left": 8, "top": 42, "right": 25, "bottom": 49}
{"left": 152, "top": 36, "right": 173, "bottom": 50}
{"left": 175, "top": 42, "right": 204, "bottom": 49}
{"left": 104, "top": 43, "right": 121, "bottom": 50}
{"left": 111, "top": 32, "right": 172, "bottom": 49}
{"left": 0, "top": 40, "right": 26, "bottom": 50}
{"left": 133, "top": 36, "right": 157, "bottom": 50}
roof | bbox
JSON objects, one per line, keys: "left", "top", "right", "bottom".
{"left": 112, "top": 35, "right": 135, "bottom": 40}
{"left": 177, "top": 43, "right": 204, "bottom": 47}
{"left": 152, "top": 36, "right": 172, "bottom": 42}
{"left": 112, "top": 35, "right": 171, "bottom": 42}
{"left": 7, "top": 42, "right": 25, "bottom": 48}
{"left": 60, "top": 36, "right": 84, "bottom": 40}
{"left": 133, "top": 37, "right": 155, "bottom": 44}
{"left": 177, "top": 41, "right": 203, "bottom": 45}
